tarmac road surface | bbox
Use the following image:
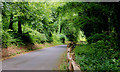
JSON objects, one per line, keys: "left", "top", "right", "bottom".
{"left": 2, "top": 45, "right": 67, "bottom": 70}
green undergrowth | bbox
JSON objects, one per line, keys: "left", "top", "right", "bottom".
{"left": 59, "top": 52, "right": 68, "bottom": 70}
{"left": 52, "top": 33, "right": 67, "bottom": 45}
{"left": 2, "top": 29, "right": 47, "bottom": 48}
{"left": 74, "top": 42, "right": 119, "bottom": 71}
{"left": 2, "top": 28, "right": 65, "bottom": 48}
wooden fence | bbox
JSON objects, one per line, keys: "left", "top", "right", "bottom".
{"left": 67, "top": 44, "right": 81, "bottom": 72}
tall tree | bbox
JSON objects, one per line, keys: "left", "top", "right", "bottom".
{"left": 18, "top": 16, "right": 22, "bottom": 34}
{"left": 9, "top": 13, "right": 13, "bottom": 30}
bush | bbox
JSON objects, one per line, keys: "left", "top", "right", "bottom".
{"left": 87, "top": 33, "right": 110, "bottom": 44}
{"left": 23, "top": 27, "right": 47, "bottom": 44}
{"left": 74, "top": 42, "right": 119, "bottom": 71}
{"left": 51, "top": 33, "right": 67, "bottom": 44}
{"left": 52, "top": 33, "right": 61, "bottom": 44}
{"left": 59, "top": 34, "right": 67, "bottom": 43}
{"left": 2, "top": 27, "right": 48, "bottom": 48}
{"left": 2, "top": 30, "right": 13, "bottom": 48}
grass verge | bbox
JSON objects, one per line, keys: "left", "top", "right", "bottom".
{"left": 59, "top": 51, "right": 68, "bottom": 70}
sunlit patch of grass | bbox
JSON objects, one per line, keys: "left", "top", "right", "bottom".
{"left": 10, "top": 53, "right": 16, "bottom": 56}
{"left": 44, "top": 43, "right": 50, "bottom": 47}
{"left": 36, "top": 47, "right": 42, "bottom": 49}
{"left": 16, "top": 51, "right": 20, "bottom": 54}
{"left": 53, "top": 42, "right": 63, "bottom": 46}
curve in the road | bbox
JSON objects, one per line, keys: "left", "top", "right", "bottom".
{"left": 2, "top": 45, "right": 67, "bottom": 70}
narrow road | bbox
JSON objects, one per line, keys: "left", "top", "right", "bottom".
{"left": 2, "top": 45, "right": 67, "bottom": 70}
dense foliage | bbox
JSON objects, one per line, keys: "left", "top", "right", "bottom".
{"left": 2, "top": 2, "right": 119, "bottom": 71}
{"left": 2, "top": 2, "right": 66, "bottom": 48}
{"left": 74, "top": 43, "right": 119, "bottom": 71}
{"left": 56, "top": 2, "right": 120, "bottom": 71}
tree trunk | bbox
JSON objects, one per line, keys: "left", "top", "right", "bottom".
{"left": 114, "top": 3, "right": 120, "bottom": 48}
{"left": 9, "top": 14, "right": 13, "bottom": 30}
{"left": 18, "top": 16, "right": 22, "bottom": 34}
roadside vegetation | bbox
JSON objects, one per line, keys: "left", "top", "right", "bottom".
{"left": 1, "top": 2, "right": 119, "bottom": 71}
{"left": 74, "top": 44, "right": 119, "bottom": 71}
{"left": 59, "top": 52, "right": 68, "bottom": 70}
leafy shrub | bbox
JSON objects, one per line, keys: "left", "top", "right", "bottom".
{"left": 59, "top": 34, "right": 67, "bottom": 43}
{"left": 52, "top": 33, "right": 61, "bottom": 44}
{"left": 2, "top": 26, "right": 48, "bottom": 48}
{"left": 51, "top": 33, "right": 67, "bottom": 44}
{"left": 2, "top": 30, "right": 13, "bottom": 48}
{"left": 74, "top": 42, "right": 119, "bottom": 71}
{"left": 23, "top": 27, "right": 47, "bottom": 44}
{"left": 87, "top": 33, "right": 110, "bottom": 44}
